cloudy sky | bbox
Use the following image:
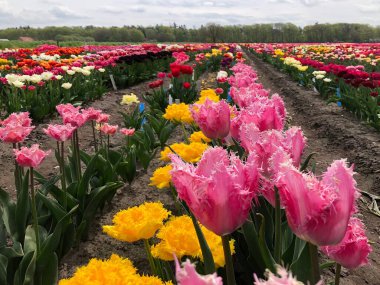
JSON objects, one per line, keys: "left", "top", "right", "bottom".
{"left": 0, "top": 0, "right": 379, "bottom": 28}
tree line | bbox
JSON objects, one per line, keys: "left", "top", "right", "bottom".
{"left": 0, "top": 23, "right": 379, "bottom": 43}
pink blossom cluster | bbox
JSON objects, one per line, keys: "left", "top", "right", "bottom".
{"left": 171, "top": 62, "right": 371, "bottom": 272}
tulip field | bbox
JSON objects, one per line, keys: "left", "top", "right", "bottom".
{"left": 0, "top": 42, "right": 378, "bottom": 285}
{"left": 244, "top": 43, "right": 380, "bottom": 130}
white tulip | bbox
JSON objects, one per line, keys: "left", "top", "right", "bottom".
{"left": 61, "top": 83, "right": 72, "bottom": 89}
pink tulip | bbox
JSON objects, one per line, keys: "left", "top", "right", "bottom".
{"left": 82, "top": 107, "right": 102, "bottom": 121}
{"left": 275, "top": 158, "right": 359, "bottom": 245}
{"left": 254, "top": 266, "right": 322, "bottom": 285}
{"left": 43, "top": 124, "right": 76, "bottom": 142}
{"left": 56, "top": 104, "right": 80, "bottom": 117}
{"left": 62, "top": 111, "right": 88, "bottom": 128}
{"left": 191, "top": 99, "right": 230, "bottom": 140}
{"left": 0, "top": 124, "right": 34, "bottom": 143}
{"left": 14, "top": 144, "right": 51, "bottom": 168}
{"left": 231, "top": 96, "right": 285, "bottom": 141}
{"left": 1, "top": 112, "right": 32, "bottom": 127}
{"left": 320, "top": 217, "right": 372, "bottom": 269}
{"left": 96, "top": 113, "right": 110, "bottom": 123}
{"left": 170, "top": 147, "right": 259, "bottom": 236}
{"left": 175, "top": 256, "right": 223, "bottom": 285}
{"left": 99, "top": 123, "right": 118, "bottom": 135}
{"left": 56, "top": 104, "right": 88, "bottom": 128}
{"left": 120, "top": 128, "right": 135, "bottom": 136}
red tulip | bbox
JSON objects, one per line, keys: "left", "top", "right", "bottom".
{"left": 183, "top": 82, "right": 191, "bottom": 89}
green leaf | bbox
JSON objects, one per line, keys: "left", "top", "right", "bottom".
{"left": 290, "top": 242, "right": 312, "bottom": 284}
{"left": 36, "top": 206, "right": 77, "bottom": 271}
{"left": 0, "top": 188, "right": 16, "bottom": 240}
{"left": 22, "top": 250, "right": 36, "bottom": 285}
{"left": 39, "top": 252, "right": 58, "bottom": 285}
{"left": 77, "top": 153, "right": 100, "bottom": 199}
{"left": 300, "top": 153, "right": 317, "bottom": 172}
{"left": 77, "top": 182, "right": 122, "bottom": 241}
{"left": 0, "top": 254, "right": 7, "bottom": 285}
{"left": 0, "top": 241, "right": 24, "bottom": 258}
{"left": 36, "top": 191, "right": 66, "bottom": 222}
{"left": 189, "top": 212, "right": 215, "bottom": 274}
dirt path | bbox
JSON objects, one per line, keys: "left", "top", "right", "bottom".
{"left": 244, "top": 52, "right": 380, "bottom": 285}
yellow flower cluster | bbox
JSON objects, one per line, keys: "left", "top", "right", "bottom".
{"left": 163, "top": 103, "right": 194, "bottom": 124}
{"left": 160, "top": 142, "right": 208, "bottom": 163}
{"left": 59, "top": 254, "right": 172, "bottom": 285}
{"left": 103, "top": 202, "right": 171, "bottom": 242}
{"left": 195, "top": 89, "right": 220, "bottom": 104}
{"left": 151, "top": 215, "right": 235, "bottom": 268}
{"left": 189, "top": 131, "right": 211, "bottom": 143}
{"left": 0, "top": 58, "right": 9, "bottom": 65}
{"left": 205, "top": 49, "right": 223, "bottom": 57}
{"left": 149, "top": 165, "right": 172, "bottom": 189}
{"left": 283, "top": 57, "right": 308, "bottom": 72}
{"left": 274, "top": 49, "right": 284, "bottom": 57}
{"left": 121, "top": 93, "right": 140, "bottom": 105}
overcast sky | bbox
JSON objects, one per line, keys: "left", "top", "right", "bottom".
{"left": 0, "top": 0, "right": 379, "bottom": 28}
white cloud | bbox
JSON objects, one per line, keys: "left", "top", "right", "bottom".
{"left": 0, "top": 0, "right": 377, "bottom": 28}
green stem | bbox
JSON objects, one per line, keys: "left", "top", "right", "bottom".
{"left": 91, "top": 121, "right": 98, "bottom": 152}
{"left": 308, "top": 243, "right": 321, "bottom": 285}
{"left": 222, "top": 235, "right": 236, "bottom": 285}
{"left": 180, "top": 123, "right": 189, "bottom": 142}
{"left": 30, "top": 168, "right": 40, "bottom": 254}
{"left": 274, "top": 187, "right": 282, "bottom": 263}
{"left": 60, "top": 142, "right": 67, "bottom": 210}
{"left": 13, "top": 143, "right": 22, "bottom": 194}
{"left": 335, "top": 263, "right": 341, "bottom": 285}
{"left": 75, "top": 130, "right": 81, "bottom": 179}
{"left": 144, "top": 239, "right": 156, "bottom": 275}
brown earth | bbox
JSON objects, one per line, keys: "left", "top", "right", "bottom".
{"left": 245, "top": 52, "right": 380, "bottom": 285}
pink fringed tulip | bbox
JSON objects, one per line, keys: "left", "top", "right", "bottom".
{"left": 82, "top": 107, "right": 102, "bottom": 121}
{"left": 1, "top": 112, "right": 32, "bottom": 127}
{"left": 254, "top": 266, "right": 322, "bottom": 285}
{"left": 175, "top": 256, "right": 223, "bottom": 285}
{"left": 14, "top": 144, "right": 51, "bottom": 168}
{"left": 275, "top": 158, "right": 359, "bottom": 245}
{"left": 191, "top": 99, "right": 230, "bottom": 140}
{"left": 120, "top": 128, "right": 135, "bottom": 136}
{"left": 321, "top": 217, "right": 372, "bottom": 269}
{"left": 96, "top": 113, "right": 110, "bottom": 123}
{"left": 56, "top": 104, "right": 88, "bottom": 128}
{"left": 170, "top": 147, "right": 259, "bottom": 236}
{"left": 99, "top": 123, "right": 118, "bottom": 135}
{"left": 43, "top": 124, "right": 76, "bottom": 142}
{"left": 0, "top": 124, "right": 34, "bottom": 143}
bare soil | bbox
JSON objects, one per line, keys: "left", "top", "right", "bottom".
{"left": 245, "top": 53, "right": 380, "bottom": 285}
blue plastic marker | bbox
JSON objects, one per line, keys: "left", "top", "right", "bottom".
{"left": 227, "top": 87, "right": 232, "bottom": 102}
{"left": 139, "top": 103, "right": 145, "bottom": 113}
{"left": 336, "top": 87, "right": 342, "bottom": 107}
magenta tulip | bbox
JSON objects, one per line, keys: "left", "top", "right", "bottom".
{"left": 170, "top": 147, "right": 259, "bottom": 236}
{"left": 320, "top": 217, "right": 372, "bottom": 269}
{"left": 43, "top": 124, "right": 76, "bottom": 142}
{"left": 14, "top": 144, "right": 51, "bottom": 169}
{"left": 191, "top": 99, "right": 230, "bottom": 140}
{"left": 275, "top": 158, "right": 359, "bottom": 245}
